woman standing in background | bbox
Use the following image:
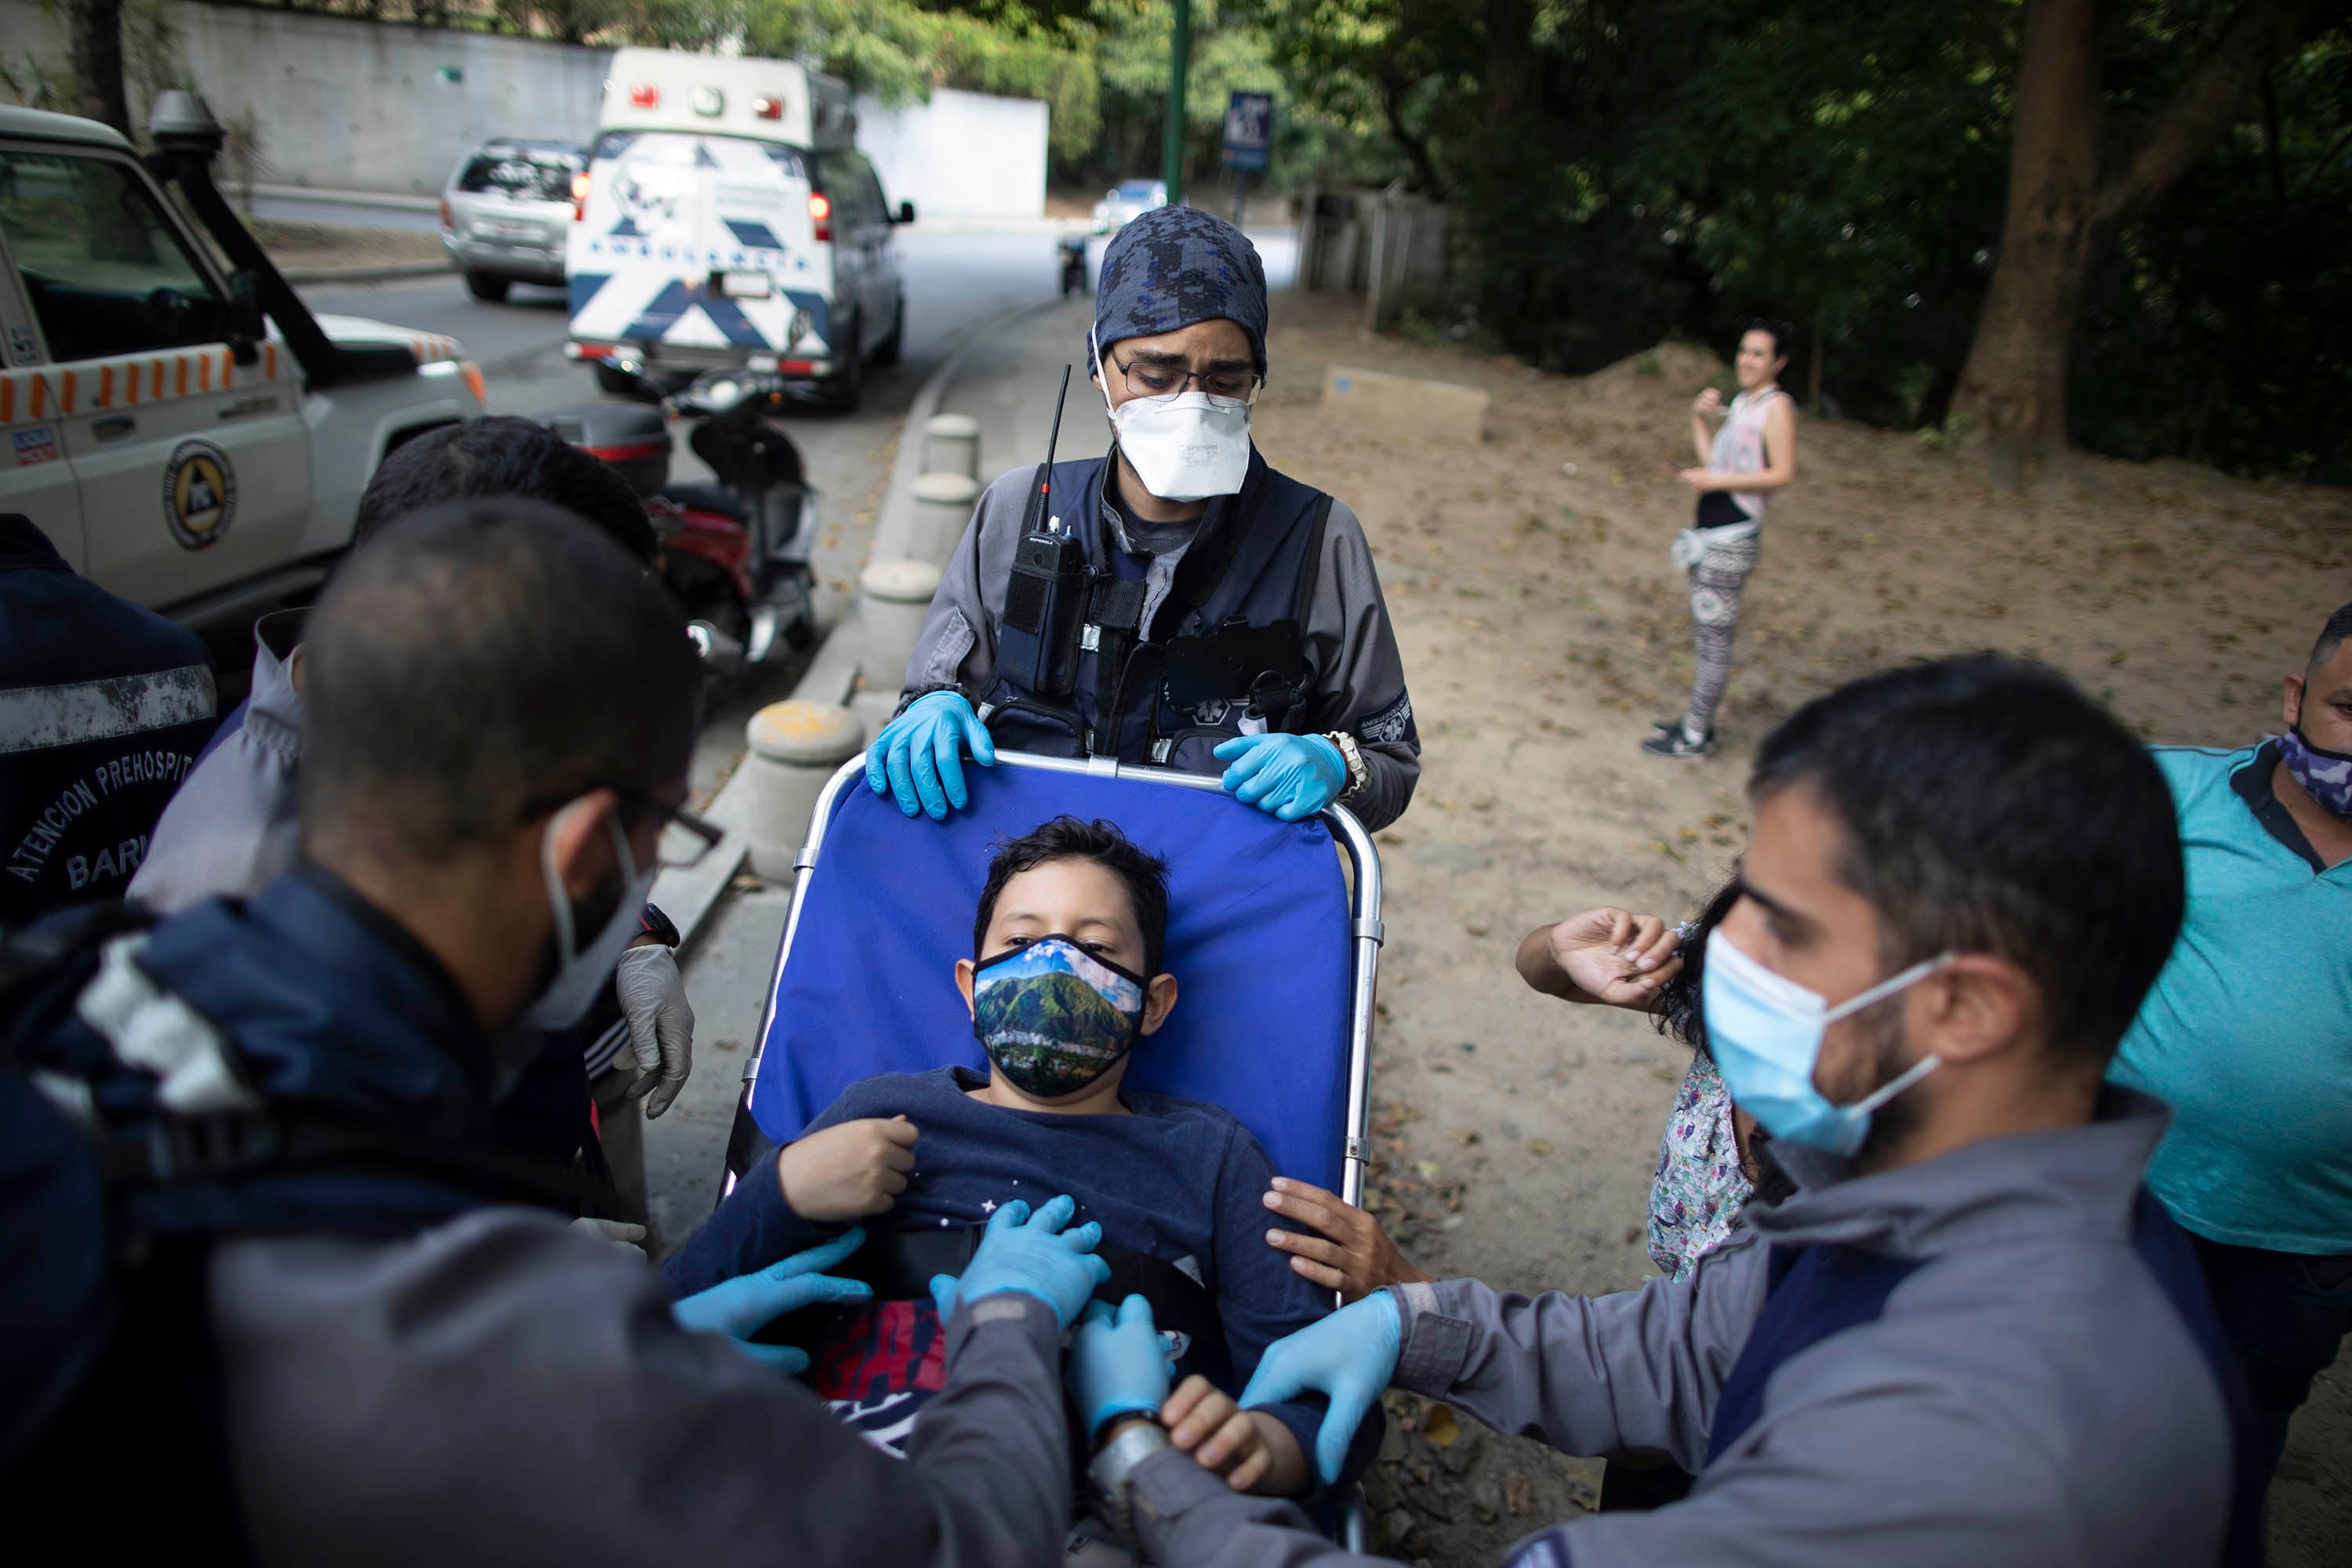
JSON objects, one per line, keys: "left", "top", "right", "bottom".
{"left": 1646, "top": 321, "right": 1799, "bottom": 759}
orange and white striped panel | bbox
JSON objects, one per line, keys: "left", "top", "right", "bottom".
{"left": 408, "top": 332, "right": 461, "bottom": 366}
{"left": 2, "top": 341, "right": 282, "bottom": 426}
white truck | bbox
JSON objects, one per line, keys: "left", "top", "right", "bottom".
{"left": 0, "top": 93, "right": 485, "bottom": 630}
{"left": 564, "top": 48, "right": 911, "bottom": 412}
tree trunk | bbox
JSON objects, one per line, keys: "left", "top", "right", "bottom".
{"left": 67, "top": 0, "right": 130, "bottom": 136}
{"left": 1377, "top": 74, "right": 1444, "bottom": 194}
{"left": 1954, "top": 0, "right": 2343, "bottom": 487}
{"left": 1951, "top": 0, "right": 2102, "bottom": 486}
{"left": 1483, "top": 0, "right": 1537, "bottom": 126}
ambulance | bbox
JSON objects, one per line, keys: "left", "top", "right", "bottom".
{"left": 565, "top": 49, "right": 912, "bottom": 412}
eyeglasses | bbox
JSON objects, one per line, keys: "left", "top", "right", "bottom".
{"left": 519, "top": 788, "right": 727, "bottom": 870}
{"left": 1112, "top": 353, "right": 1262, "bottom": 403}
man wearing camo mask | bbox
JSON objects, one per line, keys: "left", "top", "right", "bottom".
{"left": 872, "top": 206, "right": 1420, "bottom": 832}
{"left": 2108, "top": 597, "right": 2352, "bottom": 1498}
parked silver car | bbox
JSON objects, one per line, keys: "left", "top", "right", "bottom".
{"left": 439, "top": 140, "right": 583, "bottom": 302}
{"left": 1091, "top": 177, "right": 1168, "bottom": 234}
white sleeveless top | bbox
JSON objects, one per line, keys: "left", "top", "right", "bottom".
{"left": 1708, "top": 388, "right": 1791, "bottom": 522}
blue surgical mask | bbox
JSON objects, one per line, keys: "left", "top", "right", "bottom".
{"left": 1700, "top": 929, "right": 1952, "bottom": 1157}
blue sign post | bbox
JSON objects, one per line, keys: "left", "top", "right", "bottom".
{"left": 1221, "top": 91, "right": 1273, "bottom": 225}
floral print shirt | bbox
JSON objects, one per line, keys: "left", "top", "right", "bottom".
{"left": 1646, "top": 1051, "right": 1753, "bottom": 1280}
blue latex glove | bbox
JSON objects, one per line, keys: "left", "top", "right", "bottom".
{"left": 1070, "top": 1294, "right": 1174, "bottom": 1439}
{"left": 671, "top": 1227, "right": 873, "bottom": 1374}
{"left": 1239, "top": 1290, "right": 1402, "bottom": 1485}
{"left": 1212, "top": 734, "right": 1348, "bottom": 822}
{"left": 866, "top": 691, "right": 996, "bottom": 821}
{"left": 924, "top": 1193, "right": 1110, "bottom": 1329}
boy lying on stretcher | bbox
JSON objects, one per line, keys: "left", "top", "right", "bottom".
{"left": 660, "top": 816, "right": 1374, "bottom": 1497}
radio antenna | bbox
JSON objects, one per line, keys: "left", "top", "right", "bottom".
{"left": 1021, "top": 364, "right": 1073, "bottom": 536}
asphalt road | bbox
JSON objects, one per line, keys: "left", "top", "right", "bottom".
{"left": 296, "top": 227, "right": 1068, "bottom": 797}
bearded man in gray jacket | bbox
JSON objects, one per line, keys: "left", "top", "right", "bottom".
{"left": 1069, "top": 655, "right": 2259, "bottom": 1568}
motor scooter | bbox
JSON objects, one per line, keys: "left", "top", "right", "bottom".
{"left": 1058, "top": 234, "right": 1089, "bottom": 296}
{"left": 543, "top": 364, "right": 818, "bottom": 669}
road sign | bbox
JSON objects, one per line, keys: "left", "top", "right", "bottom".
{"left": 1221, "top": 92, "right": 1272, "bottom": 172}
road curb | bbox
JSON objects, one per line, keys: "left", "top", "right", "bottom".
{"left": 281, "top": 260, "right": 453, "bottom": 285}
{"left": 252, "top": 183, "right": 441, "bottom": 212}
{"left": 655, "top": 292, "right": 1071, "bottom": 950}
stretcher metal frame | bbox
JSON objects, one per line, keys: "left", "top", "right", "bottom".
{"left": 732, "top": 750, "right": 1383, "bottom": 1552}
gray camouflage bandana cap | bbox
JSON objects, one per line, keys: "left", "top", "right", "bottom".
{"left": 1093, "top": 205, "right": 1269, "bottom": 376}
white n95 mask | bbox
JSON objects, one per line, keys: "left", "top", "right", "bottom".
{"left": 1095, "top": 331, "right": 1252, "bottom": 502}
{"left": 525, "top": 797, "right": 659, "bottom": 1030}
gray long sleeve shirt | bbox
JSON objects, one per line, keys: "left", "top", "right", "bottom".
{"left": 900, "top": 452, "right": 1421, "bottom": 830}
{"left": 210, "top": 1207, "right": 1075, "bottom": 1566}
{"left": 1128, "top": 1091, "right": 2234, "bottom": 1567}
{"left": 126, "top": 608, "right": 305, "bottom": 915}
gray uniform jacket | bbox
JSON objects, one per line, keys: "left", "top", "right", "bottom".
{"left": 1128, "top": 1091, "right": 2232, "bottom": 1567}
{"left": 211, "top": 1207, "right": 1074, "bottom": 1566}
{"left": 901, "top": 456, "right": 1421, "bottom": 830}
{"left": 128, "top": 608, "right": 304, "bottom": 914}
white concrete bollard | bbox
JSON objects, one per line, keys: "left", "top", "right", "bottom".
{"left": 923, "top": 412, "right": 981, "bottom": 480}
{"left": 741, "top": 701, "right": 866, "bottom": 881}
{"left": 858, "top": 557, "right": 944, "bottom": 695}
{"left": 908, "top": 470, "right": 984, "bottom": 564}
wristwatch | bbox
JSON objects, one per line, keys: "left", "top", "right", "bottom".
{"left": 638, "top": 903, "right": 681, "bottom": 949}
{"left": 1088, "top": 1420, "right": 1171, "bottom": 1542}
{"left": 1322, "top": 731, "right": 1370, "bottom": 802}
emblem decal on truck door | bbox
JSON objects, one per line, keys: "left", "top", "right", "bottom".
{"left": 162, "top": 438, "right": 237, "bottom": 550}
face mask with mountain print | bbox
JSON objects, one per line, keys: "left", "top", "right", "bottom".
{"left": 971, "top": 936, "right": 1147, "bottom": 1098}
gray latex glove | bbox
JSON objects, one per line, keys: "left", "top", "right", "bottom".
{"left": 615, "top": 942, "right": 694, "bottom": 1118}
{"left": 570, "top": 1216, "right": 648, "bottom": 1258}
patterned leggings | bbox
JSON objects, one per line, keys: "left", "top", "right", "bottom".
{"left": 1680, "top": 532, "right": 1762, "bottom": 739}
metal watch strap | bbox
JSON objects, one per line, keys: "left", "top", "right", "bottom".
{"left": 1323, "top": 731, "right": 1370, "bottom": 801}
{"left": 1088, "top": 1421, "right": 1171, "bottom": 1541}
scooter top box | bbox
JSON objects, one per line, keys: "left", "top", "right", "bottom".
{"left": 541, "top": 403, "right": 671, "bottom": 498}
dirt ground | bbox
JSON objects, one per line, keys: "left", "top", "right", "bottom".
{"left": 1247, "top": 292, "right": 2351, "bottom": 1565}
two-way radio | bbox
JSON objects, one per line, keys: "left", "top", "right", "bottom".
{"left": 999, "top": 365, "right": 1088, "bottom": 696}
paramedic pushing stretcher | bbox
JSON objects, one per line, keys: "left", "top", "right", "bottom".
{"left": 1068, "top": 658, "right": 2264, "bottom": 1568}
{"left": 4, "top": 502, "right": 1107, "bottom": 1566}
{"left": 871, "top": 205, "right": 1420, "bottom": 830}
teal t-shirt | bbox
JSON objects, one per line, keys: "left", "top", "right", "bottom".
{"left": 2107, "top": 742, "right": 2352, "bottom": 1254}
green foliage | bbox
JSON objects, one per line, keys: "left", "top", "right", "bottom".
{"left": 2068, "top": 30, "right": 2352, "bottom": 483}
{"left": 1237, "top": 0, "right": 2352, "bottom": 480}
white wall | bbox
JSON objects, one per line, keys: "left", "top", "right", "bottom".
{"left": 0, "top": 4, "right": 1047, "bottom": 216}
{"left": 855, "top": 85, "right": 1046, "bottom": 220}
{"left": 0, "top": 1, "right": 608, "bottom": 195}
{"left": 181, "top": 10, "right": 612, "bottom": 195}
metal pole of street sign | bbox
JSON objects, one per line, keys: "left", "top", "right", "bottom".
{"left": 1162, "top": 0, "right": 1192, "bottom": 206}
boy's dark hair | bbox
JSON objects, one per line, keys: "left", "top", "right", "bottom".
{"left": 973, "top": 817, "right": 1174, "bottom": 978}
{"left": 301, "top": 497, "right": 699, "bottom": 862}
{"left": 1749, "top": 653, "right": 2183, "bottom": 1069}
{"left": 354, "top": 416, "right": 659, "bottom": 564}
{"left": 1651, "top": 878, "right": 1740, "bottom": 1054}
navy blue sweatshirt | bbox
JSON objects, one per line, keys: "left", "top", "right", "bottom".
{"left": 666, "top": 1065, "right": 1376, "bottom": 1490}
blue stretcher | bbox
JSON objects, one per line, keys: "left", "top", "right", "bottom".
{"left": 723, "top": 750, "right": 1383, "bottom": 1212}
{"left": 717, "top": 750, "right": 1385, "bottom": 1544}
